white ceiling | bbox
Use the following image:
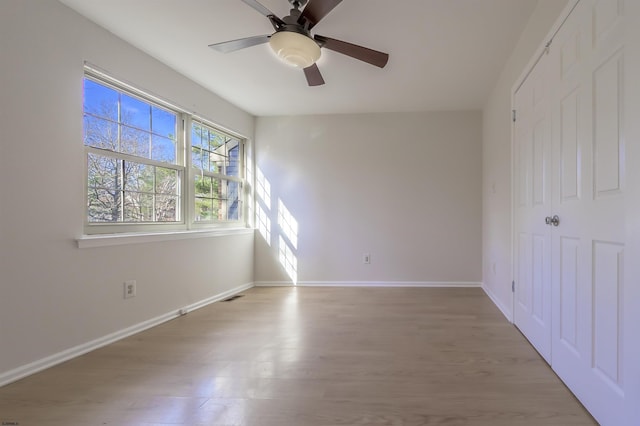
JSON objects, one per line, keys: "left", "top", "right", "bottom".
{"left": 59, "top": 0, "right": 539, "bottom": 116}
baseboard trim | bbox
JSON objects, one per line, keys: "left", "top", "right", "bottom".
{"left": 0, "top": 282, "right": 254, "bottom": 388}
{"left": 481, "top": 283, "right": 513, "bottom": 322}
{"left": 181, "top": 282, "right": 254, "bottom": 314}
{"left": 254, "top": 281, "right": 482, "bottom": 288}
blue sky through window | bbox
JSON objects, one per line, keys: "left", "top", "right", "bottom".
{"left": 83, "top": 78, "right": 177, "bottom": 164}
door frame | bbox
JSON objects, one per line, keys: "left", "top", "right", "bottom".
{"left": 510, "top": 0, "right": 582, "bottom": 322}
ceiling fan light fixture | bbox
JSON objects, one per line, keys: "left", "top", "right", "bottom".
{"left": 269, "top": 31, "right": 321, "bottom": 68}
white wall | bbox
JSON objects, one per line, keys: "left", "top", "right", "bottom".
{"left": 481, "top": 0, "right": 570, "bottom": 317}
{"left": 254, "top": 112, "right": 482, "bottom": 285}
{"left": 0, "top": 0, "right": 254, "bottom": 382}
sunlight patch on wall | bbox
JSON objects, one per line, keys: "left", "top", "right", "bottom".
{"left": 256, "top": 204, "right": 271, "bottom": 245}
{"left": 256, "top": 167, "right": 271, "bottom": 208}
{"left": 255, "top": 166, "right": 272, "bottom": 245}
{"left": 277, "top": 198, "right": 299, "bottom": 284}
{"left": 278, "top": 199, "right": 298, "bottom": 249}
{"left": 279, "top": 235, "right": 298, "bottom": 284}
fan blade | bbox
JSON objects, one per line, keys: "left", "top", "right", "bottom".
{"left": 315, "top": 35, "right": 389, "bottom": 68}
{"left": 303, "top": 64, "right": 325, "bottom": 86}
{"left": 209, "top": 35, "right": 270, "bottom": 53}
{"left": 299, "top": 0, "right": 342, "bottom": 29}
{"left": 240, "top": 0, "right": 276, "bottom": 17}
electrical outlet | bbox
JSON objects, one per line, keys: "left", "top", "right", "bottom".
{"left": 363, "top": 253, "right": 371, "bottom": 264}
{"left": 124, "top": 280, "right": 136, "bottom": 299}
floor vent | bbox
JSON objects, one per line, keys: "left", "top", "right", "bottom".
{"left": 221, "top": 295, "right": 244, "bottom": 302}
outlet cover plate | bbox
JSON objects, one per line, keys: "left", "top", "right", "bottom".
{"left": 124, "top": 280, "right": 136, "bottom": 299}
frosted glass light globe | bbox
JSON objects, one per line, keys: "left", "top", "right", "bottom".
{"left": 269, "top": 31, "right": 321, "bottom": 68}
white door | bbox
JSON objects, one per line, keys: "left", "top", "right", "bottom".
{"left": 513, "top": 52, "right": 552, "bottom": 362}
{"left": 514, "top": 1, "right": 628, "bottom": 425}
{"left": 548, "top": 1, "right": 626, "bottom": 424}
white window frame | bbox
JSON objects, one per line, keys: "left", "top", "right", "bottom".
{"left": 83, "top": 67, "right": 247, "bottom": 236}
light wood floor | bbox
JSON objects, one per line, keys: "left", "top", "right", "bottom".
{"left": 0, "top": 287, "right": 596, "bottom": 426}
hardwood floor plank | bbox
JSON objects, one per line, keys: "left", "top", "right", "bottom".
{"left": 0, "top": 287, "right": 596, "bottom": 425}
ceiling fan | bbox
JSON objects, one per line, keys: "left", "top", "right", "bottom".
{"left": 208, "top": 0, "right": 389, "bottom": 86}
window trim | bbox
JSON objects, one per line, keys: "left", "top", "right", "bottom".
{"left": 82, "top": 67, "right": 248, "bottom": 236}
{"left": 76, "top": 227, "right": 253, "bottom": 249}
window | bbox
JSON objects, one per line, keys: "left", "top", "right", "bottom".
{"left": 83, "top": 71, "right": 245, "bottom": 234}
{"left": 84, "top": 78, "right": 180, "bottom": 224}
{"left": 191, "top": 122, "right": 243, "bottom": 223}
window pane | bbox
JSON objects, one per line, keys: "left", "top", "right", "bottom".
{"left": 156, "top": 195, "right": 178, "bottom": 222}
{"left": 88, "top": 154, "right": 119, "bottom": 189}
{"left": 192, "top": 147, "right": 203, "bottom": 170}
{"left": 201, "top": 150, "right": 210, "bottom": 172}
{"left": 192, "top": 124, "right": 203, "bottom": 148}
{"left": 209, "top": 151, "right": 225, "bottom": 173}
{"left": 121, "top": 94, "right": 151, "bottom": 131}
{"left": 227, "top": 180, "right": 241, "bottom": 220}
{"left": 152, "top": 135, "right": 176, "bottom": 163}
{"left": 195, "top": 197, "right": 213, "bottom": 221}
{"left": 193, "top": 177, "right": 240, "bottom": 222}
{"left": 201, "top": 127, "right": 210, "bottom": 150}
{"left": 209, "top": 131, "right": 224, "bottom": 150}
{"left": 87, "top": 188, "right": 120, "bottom": 222}
{"left": 121, "top": 126, "right": 150, "bottom": 158}
{"left": 123, "top": 162, "right": 154, "bottom": 193}
{"left": 152, "top": 106, "right": 176, "bottom": 139}
{"left": 123, "top": 192, "right": 153, "bottom": 222}
{"left": 217, "top": 199, "right": 227, "bottom": 221}
{"left": 211, "top": 177, "right": 222, "bottom": 199}
{"left": 84, "top": 79, "right": 118, "bottom": 121}
{"left": 156, "top": 167, "right": 178, "bottom": 195}
{"left": 84, "top": 116, "right": 118, "bottom": 150}
{"left": 194, "top": 175, "right": 212, "bottom": 197}
{"left": 227, "top": 144, "right": 240, "bottom": 177}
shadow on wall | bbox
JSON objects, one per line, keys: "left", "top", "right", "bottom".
{"left": 255, "top": 167, "right": 298, "bottom": 284}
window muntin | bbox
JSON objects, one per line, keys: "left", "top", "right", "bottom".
{"left": 83, "top": 72, "right": 246, "bottom": 233}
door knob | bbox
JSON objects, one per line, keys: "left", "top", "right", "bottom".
{"left": 545, "top": 215, "right": 560, "bottom": 226}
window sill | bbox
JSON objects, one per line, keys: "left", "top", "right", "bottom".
{"left": 76, "top": 227, "right": 254, "bottom": 249}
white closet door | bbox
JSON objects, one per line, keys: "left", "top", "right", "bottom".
{"left": 513, "top": 51, "right": 553, "bottom": 362}
{"left": 549, "top": 0, "right": 626, "bottom": 424}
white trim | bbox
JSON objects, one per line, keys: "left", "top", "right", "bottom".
{"left": 512, "top": 0, "right": 582, "bottom": 94}
{"left": 254, "top": 281, "right": 482, "bottom": 288}
{"left": 0, "top": 282, "right": 254, "bottom": 388}
{"left": 180, "top": 282, "right": 254, "bottom": 314}
{"left": 482, "top": 283, "right": 513, "bottom": 323}
{"left": 76, "top": 227, "right": 253, "bottom": 248}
